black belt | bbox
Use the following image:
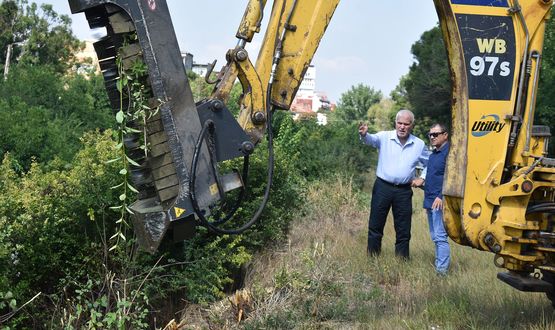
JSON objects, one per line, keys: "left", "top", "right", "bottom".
{"left": 377, "top": 177, "right": 411, "bottom": 188}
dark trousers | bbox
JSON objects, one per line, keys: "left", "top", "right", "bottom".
{"left": 367, "top": 177, "right": 413, "bottom": 258}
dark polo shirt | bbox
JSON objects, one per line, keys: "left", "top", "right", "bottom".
{"left": 424, "top": 142, "right": 449, "bottom": 209}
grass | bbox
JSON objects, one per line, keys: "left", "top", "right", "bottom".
{"left": 178, "top": 176, "right": 555, "bottom": 330}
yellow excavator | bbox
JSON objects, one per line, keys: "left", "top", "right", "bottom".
{"left": 67, "top": 0, "right": 555, "bottom": 303}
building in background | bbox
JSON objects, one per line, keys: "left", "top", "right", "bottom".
{"left": 290, "top": 65, "right": 333, "bottom": 125}
{"left": 182, "top": 52, "right": 214, "bottom": 78}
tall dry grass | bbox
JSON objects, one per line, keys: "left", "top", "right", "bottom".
{"left": 180, "top": 176, "right": 555, "bottom": 330}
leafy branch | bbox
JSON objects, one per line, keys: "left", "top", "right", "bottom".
{"left": 107, "top": 35, "right": 161, "bottom": 251}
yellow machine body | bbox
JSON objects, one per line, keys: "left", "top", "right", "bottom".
{"left": 436, "top": 0, "right": 555, "bottom": 283}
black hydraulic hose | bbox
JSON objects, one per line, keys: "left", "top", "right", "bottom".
{"left": 210, "top": 155, "right": 250, "bottom": 226}
{"left": 527, "top": 203, "right": 555, "bottom": 214}
{"left": 189, "top": 0, "right": 297, "bottom": 234}
{"left": 189, "top": 92, "right": 275, "bottom": 235}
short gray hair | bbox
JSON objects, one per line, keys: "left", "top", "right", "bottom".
{"left": 396, "top": 109, "right": 415, "bottom": 124}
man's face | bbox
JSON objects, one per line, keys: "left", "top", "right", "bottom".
{"left": 395, "top": 114, "right": 413, "bottom": 140}
{"left": 428, "top": 126, "right": 448, "bottom": 148}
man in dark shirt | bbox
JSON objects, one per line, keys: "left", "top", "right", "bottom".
{"left": 422, "top": 123, "right": 450, "bottom": 275}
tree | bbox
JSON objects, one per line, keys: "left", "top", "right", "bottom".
{"left": 0, "top": 0, "right": 83, "bottom": 76}
{"left": 367, "top": 98, "right": 396, "bottom": 132}
{"left": 331, "top": 83, "right": 382, "bottom": 123}
{"left": 390, "top": 74, "right": 410, "bottom": 111}
{"left": 404, "top": 26, "right": 451, "bottom": 132}
{"left": 0, "top": 65, "right": 113, "bottom": 169}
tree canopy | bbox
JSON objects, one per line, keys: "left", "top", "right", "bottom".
{"left": 403, "top": 26, "right": 451, "bottom": 133}
{"left": 331, "top": 83, "right": 382, "bottom": 123}
{"left": 536, "top": 13, "right": 555, "bottom": 155}
{"left": 0, "top": 0, "right": 82, "bottom": 76}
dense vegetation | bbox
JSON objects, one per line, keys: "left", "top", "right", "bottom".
{"left": 0, "top": 1, "right": 554, "bottom": 328}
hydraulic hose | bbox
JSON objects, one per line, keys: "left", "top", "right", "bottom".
{"left": 188, "top": 0, "right": 299, "bottom": 235}
{"left": 189, "top": 90, "right": 275, "bottom": 235}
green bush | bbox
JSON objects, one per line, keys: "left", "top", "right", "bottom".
{"left": 273, "top": 113, "right": 375, "bottom": 187}
{"left": 0, "top": 65, "right": 113, "bottom": 170}
{"left": 0, "top": 131, "right": 122, "bottom": 326}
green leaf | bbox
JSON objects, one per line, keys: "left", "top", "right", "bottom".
{"left": 116, "top": 110, "right": 125, "bottom": 124}
{"left": 119, "top": 193, "right": 127, "bottom": 201}
{"left": 87, "top": 208, "right": 95, "bottom": 221}
{"left": 110, "top": 182, "right": 124, "bottom": 190}
{"left": 109, "top": 205, "right": 123, "bottom": 210}
{"left": 119, "top": 168, "right": 127, "bottom": 175}
{"left": 105, "top": 157, "right": 122, "bottom": 164}
{"left": 127, "top": 182, "right": 139, "bottom": 193}
{"left": 126, "top": 156, "right": 140, "bottom": 167}
{"left": 125, "top": 126, "right": 142, "bottom": 133}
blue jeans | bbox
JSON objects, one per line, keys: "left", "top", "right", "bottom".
{"left": 426, "top": 208, "right": 450, "bottom": 274}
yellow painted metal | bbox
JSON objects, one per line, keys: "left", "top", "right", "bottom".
{"left": 233, "top": 49, "right": 267, "bottom": 142}
{"left": 434, "top": 0, "right": 470, "bottom": 245}
{"left": 212, "top": 0, "right": 339, "bottom": 143}
{"left": 435, "top": 0, "right": 553, "bottom": 273}
{"left": 236, "top": 0, "right": 268, "bottom": 42}
{"left": 212, "top": 51, "right": 239, "bottom": 103}
{"left": 253, "top": 0, "right": 340, "bottom": 109}
{"left": 211, "top": 47, "right": 266, "bottom": 143}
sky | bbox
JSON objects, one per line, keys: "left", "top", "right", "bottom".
{"left": 40, "top": 0, "right": 439, "bottom": 103}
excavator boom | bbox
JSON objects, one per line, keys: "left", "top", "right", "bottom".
{"left": 68, "top": 0, "right": 339, "bottom": 251}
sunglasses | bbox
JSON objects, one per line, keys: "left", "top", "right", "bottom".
{"left": 428, "top": 131, "right": 445, "bottom": 138}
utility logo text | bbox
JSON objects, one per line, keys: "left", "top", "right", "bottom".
{"left": 471, "top": 114, "right": 506, "bottom": 137}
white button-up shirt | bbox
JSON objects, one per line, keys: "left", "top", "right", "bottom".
{"left": 361, "top": 130, "right": 428, "bottom": 185}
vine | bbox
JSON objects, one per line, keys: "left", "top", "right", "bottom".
{"left": 108, "top": 36, "right": 161, "bottom": 251}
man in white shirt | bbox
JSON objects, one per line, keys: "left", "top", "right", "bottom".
{"left": 358, "top": 109, "right": 428, "bottom": 259}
